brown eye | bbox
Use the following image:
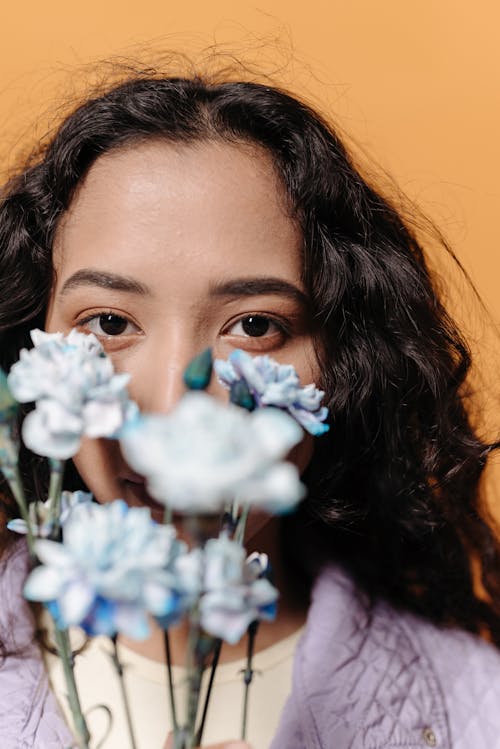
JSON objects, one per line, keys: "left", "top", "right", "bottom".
{"left": 241, "top": 316, "right": 271, "bottom": 337}
{"left": 98, "top": 314, "right": 129, "bottom": 335}
{"left": 80, "top": 313, "right": 138, "bottom": 337}
{"left": 223, "top": 314, "right": 288, "bottom": 352}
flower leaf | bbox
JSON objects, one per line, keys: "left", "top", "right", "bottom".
{"left": 183, "top": 348, "right": 213, "bottom": 391}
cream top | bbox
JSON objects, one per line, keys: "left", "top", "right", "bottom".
{"left": 44, "top": 626, "right": 302, "bottom": 749}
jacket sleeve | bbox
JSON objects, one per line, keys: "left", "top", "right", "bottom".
{"left": 269, "top": 689, "right": 308, "bottom": 749}
{"left": 0, "top": 540, "right": 75, "bottom": 748}
{"left": 272, "top": 566, "right": 453, "bottom": 749}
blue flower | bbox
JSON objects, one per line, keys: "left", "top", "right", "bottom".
{"left": 24, "top": 500, "right": 187, "bottom": 639}
{"left": 120, "top": 391, "right": 305, "bottom": 514}
{"left": 8, "top": 329, "right": 136, "bottom": 459}
{"left": 7, "top": 490, "right": 93, "bottom": 538}
{"left": 214, "top": 350, "right": 329, "bottom": 435}
{"left": 196, "top": 534, "right": 279, "bottom": 645}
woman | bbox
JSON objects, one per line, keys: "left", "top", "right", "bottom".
{"left": 1, "top": 73, "right": 500, "bottom": 748}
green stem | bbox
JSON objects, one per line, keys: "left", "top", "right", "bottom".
{"left": 110, "top": 636, "right": 138, "bottom": 749}
{"left": 173, "top": 728, "right": 189, "bottom": 749}
{"left": 194, "top": 639, "right": 222, "bottom": 746}
{"left": 185, "top": 616, "right": 204, "bottom": 748}
{"left": 52, "top": 626, "right": 91, "bottom": 749}
{"left": 48, "top": 458, "right": 65, "bottom": 534}
{"left": 1, "top": 463, "right": 35, "bottom": 555}
{"left": 164, "top": 629, "right": 178, "bottom": 732}
{"left": 241, "top": 621, "right": 259, "bottom": 742}
{"left": 234, "top": 505, "right": 250, "bottom": 546}
{"left": 230, "top": 500, "right": 240, "bottom": 525}
{"left": 178, "top": 608, "right": 217, "bottom": 748}
{"left": 163, "top": 503, "right": 173, "bottom": 525}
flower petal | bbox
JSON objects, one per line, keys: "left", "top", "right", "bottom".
{"left": 59, "top": 579, "right": 95, "bottom": 626}
{"left": 22, "top": 407, "right": 82, "bottom": 460}
{"left": 34, "top": 539, "right": 73, "bottom": 567}
{"left": 6, "top": 519, "right": 28, "bottom": 535}
{"left": 24, "top": 566, "right": 64, "bottom": 601}
{"left": 114, "top": 604, "right": 151, "bottom": 640}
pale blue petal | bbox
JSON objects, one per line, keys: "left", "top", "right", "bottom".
{"left": 6, "top": 519, "right": 28, "bottom": 534}
{"left": 22, "top": 408, "right": 81, "bottom": 460}
{"left": 201, "top": 603, "right": 252, "bottom": 645}
{"left": 24, "top": 566, "right": 64, "bottom": 601}
{"left": 229, "top": 349, "right": 266, "bottom": 392}
{"left": 289, "top": 405, "right": 330, "bottom": 435}
{"left": 59, "top": 579, "right": 94, "bottom": 626}
{"left": 251, "top": 408, "right": 303, "bottom": 455}
{"left": 236, "top": 463, "right": 305, "bottom": 513}
{"left": 83, "top": 401, "right": 124, "bottom": 438}
{"left": 9, "top": 328, "right": 133, "bottom": 452}
{"left": 213, "top": 359, "right": 237, "bottom": 386}
{"left": 34, "top": 539, "right": 73, "bottom": 567}
{"left": 250, "top": 578, "right": 279, "bottom": 607}
{"left": 143, "top": 582, "right": 179, "bottom": 617}
{"left": 114, "top": 604, "right": 151, "bottom": 640}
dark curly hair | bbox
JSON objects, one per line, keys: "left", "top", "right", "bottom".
{"left": 1, "top": 75, "right": 499, "bottom": 642}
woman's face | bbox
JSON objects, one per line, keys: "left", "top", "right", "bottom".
{"left": 45, "top": 139, "right": 320, "bottom": 525}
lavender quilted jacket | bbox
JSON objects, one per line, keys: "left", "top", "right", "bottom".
{"left": 3, "top": 540, "right": 500, "bottom": 748}
{"left": 0, "top": 541, "right": 74, "bottom": 748}
{"left": 271, "top": 565, "right": 500, "bottom": 749}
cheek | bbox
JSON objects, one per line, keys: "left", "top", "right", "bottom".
{"left": 289, "top": 433, "right": 314, "bottom": 475}
{"left": 72, "top": 437, "right": 123, "bottom": 503}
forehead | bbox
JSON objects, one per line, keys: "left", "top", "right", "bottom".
{"left": 53, "top": 139, "right": 303, "bottom": 285}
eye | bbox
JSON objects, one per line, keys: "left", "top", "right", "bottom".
{"left": 78, "top": 313, "right": 139, "bottom": 337}
{"left": 222, "top": 313, "right": 289, "bottom": 354}
{"left": 227, "top": 315, "right": 282, "bottom": 338}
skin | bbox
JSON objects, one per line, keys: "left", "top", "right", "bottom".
{"left": 45, "top": 139, "right": 321, "bottom": 745}
{"left": 46, "top": 140, "right": 319, "bottom": 502}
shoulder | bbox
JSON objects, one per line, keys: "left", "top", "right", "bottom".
{"left": 0, "top": 539, "right": 73, "bottom": 748}
{"left": 274, "top": 565, "right": 500, "bottom": 749}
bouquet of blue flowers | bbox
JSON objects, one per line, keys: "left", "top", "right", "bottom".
{"left": 0, "top": 330, "right": 328, "bottom": 749}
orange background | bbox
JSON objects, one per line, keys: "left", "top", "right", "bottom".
{"left": 1, "top": 1, "right": 499, "bottom": 497}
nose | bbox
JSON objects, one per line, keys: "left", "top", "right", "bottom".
{"left": 128, "top": 337, "right": 225, "bottom": 415}
{"left": 127, "top": 330, "right": 194, "bottom": 414}
{"left": 142, "top": 361, "right": 188, "bottom": 414}
{"left": 125, "top": 327, "right": 228, "bottom": 415}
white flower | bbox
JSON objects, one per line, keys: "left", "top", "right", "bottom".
{"left": 24, "top": 500, "right": 187, "bottom": 639}
{"left": 198, "top": 535, "right": 278, "bottom": 644}
{"left": 120, "top": 391, "right": 305, "bottom": 514}
{"left": 7, "top": 490, "right": 92, "bottom": 538}
{"left": 214, "top": 350, "right": 330, "bottom": 435}
{"left": 7, "top": 329, "right": 136, "bottom": 459}
{"left": 145, "top": 534, "right": 278, "bottom": 644}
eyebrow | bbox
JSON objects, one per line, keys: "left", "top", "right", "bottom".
{"left": 209, "top": 277, "right": 308, "bottom": 306}
{"left": 59, "top": 269, "right": 150, "bottom": 297}
{"left": 58, "top": 269, "right": 308, "bottom": 306}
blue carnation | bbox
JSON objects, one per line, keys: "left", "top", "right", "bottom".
{"left": 214, "top": 350, "right": 329, "bottom": 435}
{"left": 24, "top": 500, "right": 187, "bottom": 640}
